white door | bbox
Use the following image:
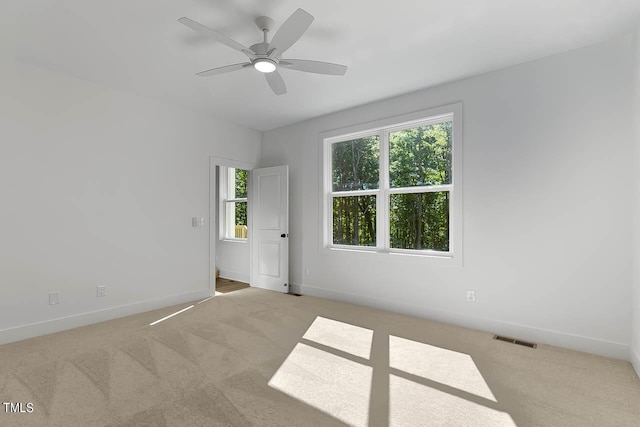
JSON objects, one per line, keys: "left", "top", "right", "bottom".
{"left": 250, "top": 166, "right": 289, "bottom": 293}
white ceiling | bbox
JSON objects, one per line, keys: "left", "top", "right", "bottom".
{"left": 1, "top": 1, "right": 639, "bottom": 131}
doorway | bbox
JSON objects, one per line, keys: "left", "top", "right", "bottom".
{"left": 209, "top": 158, "right": 290, "bottom": 296}
{"left": 209, "top": 157, "right": 255, "bottom": 296}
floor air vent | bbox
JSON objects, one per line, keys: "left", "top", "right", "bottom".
{"left": 493, "top": 335, "right": 537, "bottom": 348}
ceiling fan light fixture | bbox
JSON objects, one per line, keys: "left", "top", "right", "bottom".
{"left": 254, "top": 59, "right": 277, "bottom": 73}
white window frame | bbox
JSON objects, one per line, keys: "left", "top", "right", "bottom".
{"left": 321, "top": 103, "right": 463, "bottom": 264}
{"left": 219, "top": 166, "right": 248, "bottom": 242}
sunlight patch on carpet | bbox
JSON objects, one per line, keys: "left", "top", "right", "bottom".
{"left": 270, "top": 317, "right": 515, "bottom": 426}
{"left": 389, "top": 374, "right": 516, "bottom": 427}
{"left": 390, "top": 335, "right": 497, "bottom": 402}
{"left": 302, "top": 316, "right": 374, "bottom": 359}
{"left": 268, "top": 343, "right": 372, "bottom": 427}
{"left": 149, "top": 305, "right": 194, "bottom": 326}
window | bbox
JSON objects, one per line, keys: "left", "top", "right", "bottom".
{"left": 331, "top": 135, "right": 380, "bottom": 246}
{"left": 220, "top": 166, "right": 248, "bottom": 240}
{"left": 323, "top": 104, "right": 461, "bottom": 258}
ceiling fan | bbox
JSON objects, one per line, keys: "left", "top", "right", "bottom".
{"left": 178, "top": 8, "right": 348, "bottom": 95}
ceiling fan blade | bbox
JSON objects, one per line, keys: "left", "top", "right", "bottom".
{"left": 279, "top": 59, "right": 347, "bottom": 76}
{"left": 196, "top": 63, "right": 252, "bottom": 77}
{"left": 265, "top": 70, "right": 287, "bottom": 95}
{"left": 269, "top": 9, "right": 313, "bottom": 55}
{"left": 178, "top": 17, "right": 252, "bottom": 57}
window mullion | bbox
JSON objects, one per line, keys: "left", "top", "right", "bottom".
{"left": 324, "top": 138, "right": 332, "bottom": 247}
{"left": 379, "top": 130, "right": 389, "bottom": 251}
{"left": 330, "top": 189, "right": 379, "bottom": 197}
{"left": 219, "top": 166, "right": 228, "bottom": 240}
{"left": 388, "top": 184, "right": 453, "bottom": 195}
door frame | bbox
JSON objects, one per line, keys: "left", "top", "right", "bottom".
{"left": 209, "top": 156, "right": 256, "bottom": 296}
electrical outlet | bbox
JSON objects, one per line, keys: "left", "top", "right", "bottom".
{"left": 49, "top": 292, "right": 59, "bottom": 305}
{"left": 97, "top": 286, "right": 106, "bottom": 297}
{"left": 466, "top": 290, "right": 476, "bottom": 302}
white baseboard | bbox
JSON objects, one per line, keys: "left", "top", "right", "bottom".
{"left": 0, "top": 289, "right": 209, "bottom": 346}
{"left": 289, "top": 283, "right": 303, "bottom": 295}
{"left": 294, "top": 283, "right": 630, "bottom": 360}
{"left": 631, "top": 347, "right": 640, "bottom": 379}
{"left": 218, "top": 270, "right": 249, "bottom": 283}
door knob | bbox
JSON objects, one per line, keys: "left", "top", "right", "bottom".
{"left": 281, "top": 233, "right": 287, "bottom": 238}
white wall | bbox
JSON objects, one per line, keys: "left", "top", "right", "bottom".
{"left": 0, "top": 58, "right": 261, "bottom": 343}
{"left": 216, "top": 240, "right": 249, "bottom": 283}
{"left": 262, "top": 35, "right": 635, "bottom": 359}
{"left": 632, "top": 24, "right": 640, "bottom": 376}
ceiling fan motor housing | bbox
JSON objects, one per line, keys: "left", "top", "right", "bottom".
{"left": 249, "top": 42, "right": 271, "bottom": 56}
{"left": 255, "top": 16, "right": 275, "bottom": 32}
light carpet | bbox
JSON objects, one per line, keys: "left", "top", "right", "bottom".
{"left": 0, "top": 287, "right": 639, "bottom": 426}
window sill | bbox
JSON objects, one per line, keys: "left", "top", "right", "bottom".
{"left": 220, "top": 238, "right": 248, "bottom": 243}
{"left": 323, "top": 245, "right": 460, "bottom": 265}
{"left": 327, "top": 246, "right": 378, "bottom": 254}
